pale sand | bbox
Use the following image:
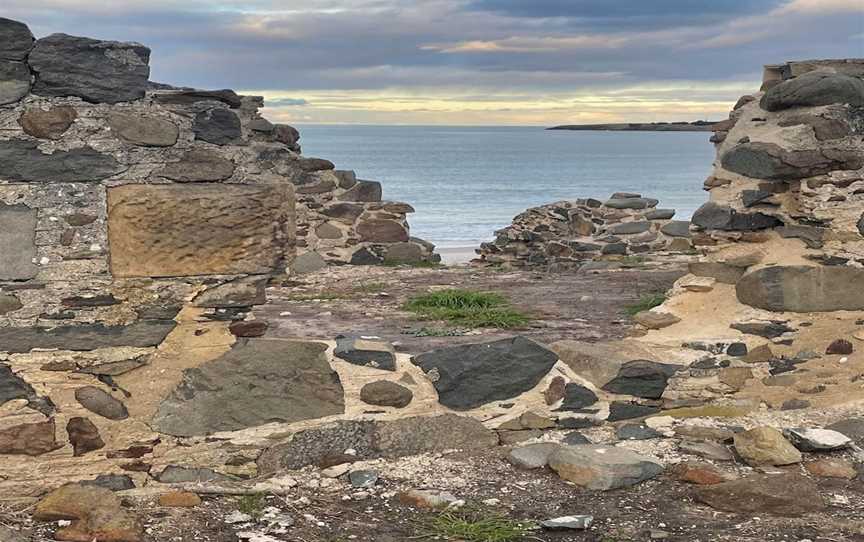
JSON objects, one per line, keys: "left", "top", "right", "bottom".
{"left": 437, "top": 246, "right": 477, "bottom": 265}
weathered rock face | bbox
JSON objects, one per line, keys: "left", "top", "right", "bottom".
{"left": 107, "top": 184, "right": 292, "bottom": 277}
{"left": 548, "top": 445, "right": 664, "bottom": 490}
{"left": 0, "top": 203, "right": 37, "bottom": 280}
{"left": 152, "top": 339, "right": 345, "bottom": 437}
{"left": 0, "top": 18, "right": 35, "bottom": 61}
{"left": 736, "top": 266, "right": 864, "bottom": 312}
{"left": 411, "top": 337, "right": 559, "bottom": 410}
{"left": 0, "top": 61, "right": 31, "bottom": 105}
{"left": 695, "top": 473, "right": 825, "bottom": 517}
{"left": 0, "top": 140, "right": 123, "bottom": 182}
{"left": 29, "top": 33, "right": 151, "bottom": 104}
{"left": 760, "top": 70, "right": 864, "bottom": 111}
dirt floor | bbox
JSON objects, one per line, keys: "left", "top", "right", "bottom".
{"left": 5, "top": 261, "right": 864, "bottom": 542}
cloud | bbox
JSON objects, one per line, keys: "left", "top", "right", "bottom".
{"left": 264, "top": 97, "right": 309, "bottom": 106}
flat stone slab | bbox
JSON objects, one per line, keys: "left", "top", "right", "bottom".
{"left": 29, "top": 33, "right": 150, "bottom": 104}
{"left": 412, "top": 336, "right": 559, "bottom": 410}
{"left": 152, "top": 339, "right": 345, "bottom": 437}
{"left": 0, "top": 140, "right": 123, "bottom": 183}
{"left": 258, "top": 414, "right": 497, "bottom": 472}
{"left": 107, "top": 184, "right": 292, "bottom": 278}
{"left": 334, "top": 335, "right": 396, "bottom": 370}
{"left": 0, "top": 203, "right": 37, "bottom": 280}
{"left": 737, "top": 265, "right": 864, "bottom": 312}
{"left": 695, "top": 473, "right": 825, "bottom": 517}
{"left": 0, "top": 320, "right": 176, "bottom": 353}
{"left": 549, "top": 444, "right": 664, "bottom": 490}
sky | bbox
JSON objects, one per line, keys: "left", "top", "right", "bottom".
{"left": 6, "top": 0, "right": 863, "bottom": 125}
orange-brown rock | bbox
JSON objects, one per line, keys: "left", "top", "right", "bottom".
{"left": 0, "top": 419, "right": 59, "bottom": 456}
{"left": 33, "top": 484, "right": 143, "bottom": 542}
{"left": 158, "top": 491, "right": 202, "bottom": 508}
{"left": 804, "top": 458, "right": 858, "bottom": 479}
{"left": 669, "top": 461, "right": 731, "bottom": 485}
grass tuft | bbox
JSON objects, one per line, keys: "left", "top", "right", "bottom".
{"left": 236, "top": 493, "right": 267, "bottom": 519}
{"left": 419, "top": 507, "right": 535, "bottom": 542}
{"left": 624, "top": 293, "right": 667, "bottom": 316}
{"left": 404, "top": 289, "right": 530, "bottom": 329}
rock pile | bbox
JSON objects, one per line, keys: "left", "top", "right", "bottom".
{"left": 476, "top": 194, "right": 692, "bottom": 269}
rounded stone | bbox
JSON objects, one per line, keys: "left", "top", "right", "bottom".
{"left": 360, "top": 380, "right": 413, "bottom": 408}
{"left": 74, "top": 386, "right": 129, "bottom": 420}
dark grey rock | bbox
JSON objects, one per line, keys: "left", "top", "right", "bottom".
{"left": 742, "top": 190, "right": 774, "bottom": 207}
{"left": 692, "top": 202, "right": 782, "bottom": 231}
{"left": 761, "top": 70, "right": 864, "bottom": 112}
{"left": 737, "top": 265, "right": 864, "bottom": 312}
{"left": 0, "top": 140, "right": 123, "bottom": 183}
{"left": 29, "top": 33, "right": 150, "bottom": 104}
{"left": 152, "top": 338, "right": 344, "bottom": 436}
{"left": 555, "top": 383, "right": 599, "bottom": 411}
{"left": 549, "top": 444, "right": 664, "bottom": 490}
{"left": 689, "top": 262, "right": 746, "bottom": 284}
{"left": 858, "top": 213, "right": 864, "bottom": 237}
{"left": 563, "top": 431, "right": 591, "bottom": 445}
{"left": 608, "top": 221, "right": 650, "bottom": 235}
{"left": 334, "top": 336, "right": 396, "bottom": 370}
{"left": 616, "top": 424, "right": 663, "bottom": 440}
{"left": 258, "top": 414, "right": 497, "bottom": 471}
{"left": 155, "top": 466, "right": 233, "bottom": 484}
{"left": 0, "top": 60, "right": 31, "bottom": 105}
{"left": 338, "top": 180, "right": 382, "bottom": 202}
{"left": 607, "top": 402, "right": 661, "bottom": 422}
{"left": 601, "top": 360, "right": 679, "bottom": 399}
{"left": 507, "top": 442, "right": 561, "bottom": 469}
{"left": 721, "top": 142, "right": 861, "bottom": 180}
{"left": 731, "top": 320, "right": 794, "bottom": 338}
{"left": 0, "top": 364, "right": 54, "bottom": 415}
{"left": 0, "top": 203, "right": 37, "bottom": 280}
{"left": 350, "top": 247, "right": 384, "bottom": 265}
{"left": 74, "top": 386, "right": 128, "bottom": 420}
{"left": 695, "top": 473, "right": 825, "bottom": 517}
{"left": 611, "top": 192, "right": 641, "bottom": 199}
{"left": 604, "top": 198, "right": 658, "bottom": 210}
{"left": 0, "top": 320, "right": 175, "bottom": 353}
{"left": 727, "top": 343, "right": 748, "bottom": 357}
{"left": 411, "top": 337, "right": 558, "bottom": 410}
{"left": 0, "top": 18, "right": 34, "bottom": 60}
{"left": 645, "top": 209, "right": 676, "bottom": 220}
{"left": 158, "top": 149, "right": 235, "bottom": 182}
{"left": 193, "top": 108, "right": 242, "bottom": 145}
{"left": 660, "top": 221, "right": 691, "bottom": 238}
{"left": 152, "top": 89, "right": 242, "bottom": 108}
{"left": 778, "top": 225, "right": 826, "bottom": 249}
{"left": 297, "top": 157, "right": 335, "bottom": 172}
{"left": 0, "top": 294, "right": 22, "bottom": 316}
{"left": 193, "top": 277, "right": 267, "bottom": 309}
{"left": 601, "top": 243, "right": 628, "bottom": 255}
{"left": 826, "top": 418, "right": 864, "bottom": 444}
{"left": 781, "top": 399, "right": 810, "bottom": 411}
{"left": 783, "top": 428, "right": 851, "bottom": 452}
{"left": 292, "top": 251, "right": 328, "bottom": 274}
{"left": 82, "top": 474, "right": 135, "bottom": 492}
{"left": 360, "top": 380, "right": 413, "bottom": 408}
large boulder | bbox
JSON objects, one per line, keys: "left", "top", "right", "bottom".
{"left": 412, "top": 337, "right": 558, "bottom": 410}
{"left": 721, "top": 142, "right": 862, "bottom": 180}
{"left": 695, "top": 473, "right": 825, "bottom": 517}
{"left": 733, "top": 427, "right": 801, "bottom": 467}
{"left": 0, "top": 18, "right": 35, "bottom": 61}
{"left": 33, "top": 483, "right": 143, "bottom": 542}
{"left": 29, "top": 33, "right": 150, "bottom": 104}
{"left": 548, "top": 445, "right": 664, "bottom": 490}
{"left": 736, "top": 265, "right": 864, "bottom": 312}
{"left": 761, "top": 70, "right": 864, "bottom": 111}
{"left": 152, "top": 339, "right": 345, "bottom": 436}
{"left": 691, "top": 202, "right": 782, "bottom": 231}
{"left": 0, "top": 140, "right": 123, "bottom": 183}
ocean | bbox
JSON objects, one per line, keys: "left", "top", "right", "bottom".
{"left": 298, "top": 125, "right": 715, "bottom": 254}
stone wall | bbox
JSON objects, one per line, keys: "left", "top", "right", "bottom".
{"left": 475, "top": 194, "right": 693, "bottom": 270}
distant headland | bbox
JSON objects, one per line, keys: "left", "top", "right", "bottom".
{"left": 547, "top": 120, "right": 718, "bottom": 131}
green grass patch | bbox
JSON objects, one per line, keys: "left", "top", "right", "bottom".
{"left": 419, "top": 508, "right": 535, "bottom": 542}
{"left": 404, "top": 289, "right": 530, "bottom": 329}
{"left": 624, "top": 292, "right": 667, "bottom": 316}
{"left": 236, "top": 493, "right": 266, "bottom": 519}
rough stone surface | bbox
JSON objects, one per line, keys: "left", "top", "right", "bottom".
{"left": 736, "top": 265, "right": 864, "bottom": 312}
{"left": 669, "top": 462, "right": 730, "bottom": 485}
{"left": 193, "top": 277, "right": 267, "bottom": 308}
{"left": 152, "top": 339, "right": 344, "bottom": 436}
{"left": 783, "top": 428, "right": 852, "bottom": 452}
{"left": 633, "top": 311, "right": 682, "bottom": 330}
{"left": 0, "top": 320, "right": 176, "bottom": 353}
{"left": 805, "top": 458, "right": 858, "bottom": 479}
{"left": 733, "top": 426, "right": 802, "bottom": 466}
{"left": 291, "top": 251, "right": 328, "bottom": 274}
{"left": 692, "top": 202, "right": 782, "bottom": 231}
{"left": 556, "top": 383, "right": 599, "bottom": 411}
{"left": 192, "top": 108, "right": 242, "bottom": 145}
{"left": 602, "top": 360, "right": 679, "bottom": 399}
{"left": 761, "top": 70, "right": 864, "bottom": 111}
{"left": 17, "top": 105, "right": 78, "bottom": 139}
{"left": 107, "top": 184, "right": 291, "bottom": 278}
{"left": 721, "top": 142, "right": 861, "bottom": 180}
{"left": 412, "top": 337, "right": 559, "bottom": 410}
{"left": 0, "top": 419, "right": 59, "bottom": 456}
{"left": 107, "top": 113, "right": 179, "bottom": 147}
{"left": 0, "top": 60, "right": 31, "bottom": 105}
{"left": 508, "top": 443, "right": 561, "bottom": 469}
{"left": 259, "top": 415, "right": 496, "bottom": 471}
{"left": 158, "top": 492, "right": 202, "bottom": 508}
{"left": 695, "top": 473, "right": 825, "bottom": 517}
{"left": 356, "top": 219, "right": 409, "bottom": 243}
{"left": 82, "top": 475, "right": 135, "bottom": 492}
{"left": 360, "top": 380, "right": 413, "bottom": 408}
{"left": 157, "top": 149, "right": 235, "bottom": 182}
{"left": 548, "top": 445, "right": 664, "bottom": 490}
{"left": 66, "top": 417, "right": 105, "bottom": 456}
{"left": 75, "top": 386, "right": 129, "bottom": 420}
{"left": 679, "top": 440, "right": 734, "bottom": 461}
{"left": 0, "top": 17, "right": 35, "bottom": 61}
{"left": 33, "top": 483, "right": 144, "bottom": 542}
{"left": 826, "top": 417, "right": 864, "bottom": 444}
{"left": 0, "top": 139, "right": 122, "bottom": 183}
{"left": 29, "top": 33, "right": 151, "bottom": 104}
